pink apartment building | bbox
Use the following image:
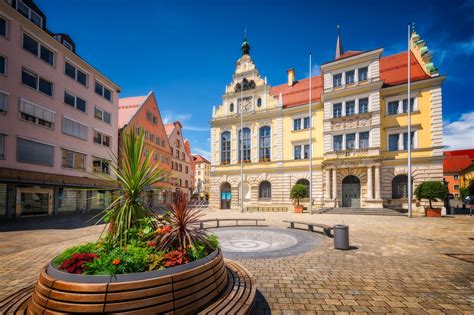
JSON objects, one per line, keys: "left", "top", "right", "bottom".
{"left": 0, "top": 0, "right": 121, "bottom": 216}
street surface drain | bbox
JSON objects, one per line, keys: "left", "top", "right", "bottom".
{"left": 211, "top": 227, "right": 319, "bottom": 259}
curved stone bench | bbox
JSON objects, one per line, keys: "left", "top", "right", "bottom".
{"left": 0, "top": 258, "right": 255, "bottom": 314}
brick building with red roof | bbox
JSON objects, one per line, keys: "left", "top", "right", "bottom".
{"left": 443, "top": 149, "right": 474, "bottom": 198}
{"left": 210, "top": 29, "right": 445, "bottom": 214}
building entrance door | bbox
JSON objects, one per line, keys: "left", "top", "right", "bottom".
{"left": 342, "top": 175, "right": 360, "bottom": 207}
{"left": 16, "top": 187, "right": 53, "bottom": 216}
{"left": 220, "top": 182, "right": 232, "bottom": 209}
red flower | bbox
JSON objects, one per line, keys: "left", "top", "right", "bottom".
{"left": 164, "top": 250, "right": 189, "bottom": 267}
{"left": 59, "top": 253, "right": 98, "bottom": 274}
{"left": 156, "top": 225, "right": 172, "bottom": 235}
{"left": 112, "top": 259, "right": 120, "bottom": 266}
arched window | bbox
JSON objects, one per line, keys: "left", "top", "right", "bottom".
{"left": 257, "top": 98, "right": 262, "bottom": 107}
{"left": 259, "top": 126, "right": 271, "bottom": 161}
{"left": 229, "top": 103, "right": 234, "bottom": 112}
{"left": 221, "top": 132, "right": 231, "bottom": 164}
{"left": 392, "top": 175, "right": 410, "bottom": 199}
{"left": 259, "top": 181, "right": 271, "bottom": 199}
{"left": 234, "top": 83, "right": 241, "bottom": 92}
{"left": 296, "top": 179, "right": 310, "bottom": 195}
{"left": 238, "top": 128, "right": 251, "bottom": 162}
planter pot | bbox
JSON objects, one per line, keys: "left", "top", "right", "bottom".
{"left": 29, "top": 249, "right": 227, "bottom": 314}
{"left": 425, "top": 208, "right": 442, "bottom": 217}
{"left": 294, "top": 205, "right": 303, "bottom": 213}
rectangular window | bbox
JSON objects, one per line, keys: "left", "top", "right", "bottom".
{"left": 402, "top": 98, "right": 415, "bottom": 113}
{"left": 389, "top": 134, "right": 399, "bottom": 151}
{"left": 346, "top": 100, "right": 355, "bottom": 116}
{"left": 454, "top": 175, "right": 459, "bottom": 180}
{"left": 454, "top": 185, "right": 460, "bottom": 190}
{"left": 94, "top": 106, "right": 111, "bottom": 124}
{"left": 359, "top": 98, "right": 368, "bottom": 113}
{"left": 303, "top": 117, "right": 310, "bottom": 129}
{"left": 93, "top": 158, "right": 109, "bottom": 174}
{"left": 346, "top": 70, "right": 355, "bottom": 84}
{"left": 303, "top": 144, "right": 310, "bottom": 159}
{"left": 21, "top": 68, "right": 53, "bottom": 96}
{"left": 93, "top": 130, "right": 111, "bottom": 147}
{"left": 146, "top": 111, "right": 152, "bottom": 121}
{"left": 17, "top": 0, "right": 43, "bottom": 27}
{"left": 19, "top": 99, "right": 55, "bottom": 129}
{"left": 388, "top": 101, "right": 399, "bottom": 115}
{"left": 95, "top": 82, "right": 112, "bottom": 101}
{"left": 359, "top": 131, "right": 369, "bottom": 149}
{"left": 62, "top": 117, "right": 88, "bottom": 140}
{"left": 0, "top": 17, "right": 6, "bottom": 37}
{"left": 333, "top": 135, "right": 343, "bottom": 151}
{"left": 0, "top": 91, "right": 7, "bottom": 113}
{"left": 293, "top": 118, "right": 301, "bottom": 130}
{"left": 333, "top": 73, "right": 342, "bottom": 87}
{"left": 294, "top": 145, "right": 302, "bottom": 160}
{"left": 403, "top": 131, "right": 415, "bottom": 150}
{"left": 0, "top": 55, "right": 5, "bottom": 75}
{"left": 185, "top": 166, "right": 189, "bottom": 174}
{"left": 17, "top": 137, "right": 54, "bottom": 166}
{"left": 64, "top": 91, "right": 86, "bottom": 112}
{"left": 333, "top": 103, "right": 342, "bottom": 118}
{"left": 22, "top": 34, "right": 54, "bottom": 65}
{"left": 62, "top": 149, "right": 85, "bottom": 170}
{"left": 65, "top": 62, "right": 87, "bottom": 86}
{"left": 0, "top": 134, "right": 4, "bottom": 159}
{"left": 346, "top": 133, "right": 356, "bottom": 150}
{"left": 153, "top": 116, "right": 158, "bottom": 124}
{"left": 358, "top": 67, "right": 368, "bottom": 81}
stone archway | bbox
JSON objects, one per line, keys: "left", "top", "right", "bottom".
{"left": 342, "top": 175, "right": 360, "bottom": 208}
{"left": 220, "top": 182, "right": 232, "bottom": 209}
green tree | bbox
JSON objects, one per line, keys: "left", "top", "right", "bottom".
{"left": 414, "top": 181, "right": 448, "bottom": 209}
{"left": 459, "top": 187, "right": 469, "bottom": 200}
{"left": 290, "top": 184, "right": 308, "bottom": 206}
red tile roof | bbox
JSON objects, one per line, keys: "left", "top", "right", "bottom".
{"left": 269, "top": 76, "right": 322, "bottom": 108}
{"left": 118, "top": 95, "right": 149, "bottom": 128}
{"left": 380, "top": 51, "right": 430, "bottom": 87}
{"left": 444, "top": 149, "right": 474, "bottom": 160}
{"left": 335, "top": 50, "right": 365, "bottom": 60}
{"left": 193, "top": 154, "right": 210, "bottom": 164}
{"left": 443, "top": 155, "right": 472, "bottom": 173}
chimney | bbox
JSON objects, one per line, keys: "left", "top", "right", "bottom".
{"left": 287, "top": 68, "right": 295, "bottom": 87}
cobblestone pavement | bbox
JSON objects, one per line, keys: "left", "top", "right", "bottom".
{"left": 0, "top": 211, "right": 473, "bottom": 314}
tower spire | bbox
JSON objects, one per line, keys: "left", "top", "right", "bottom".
{"left": 335, "top": 24, "right": 344, "bottom": 59}
{"left": 241, "top": 28, "right": 250, "bottom": 56}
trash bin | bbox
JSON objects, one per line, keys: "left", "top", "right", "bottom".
{"left": 334, "top": 224, "right": 349, "bottom": 250}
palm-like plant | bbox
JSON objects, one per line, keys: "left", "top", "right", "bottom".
{"left": 157, "top": 191, "right": 209, "bottom": 251}
{"left": 100, "top": 129, "right": 168, "bottom": 247}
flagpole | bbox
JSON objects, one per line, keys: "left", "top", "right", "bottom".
{"left": 240, "top": 75, "right": 244, "bottom": 213}
{"left": 308, "top": 53, "right": 313, "bottom": 214}
{"left": 407, "top": 23, "right": 412, "bottom": 218}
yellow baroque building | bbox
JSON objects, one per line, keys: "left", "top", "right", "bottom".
{"left": 210, "top": 32, "right": 445, "bottom": 213}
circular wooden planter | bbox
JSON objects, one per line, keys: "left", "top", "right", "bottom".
{"left": 28, "top": 249, "right": 228, "bottom": 314}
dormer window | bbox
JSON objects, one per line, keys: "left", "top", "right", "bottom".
{"left": 358, "top": 67, "right": 368, "bottom": 81}
{"left": 346, "top": 70, "right": 355, "bottom": 84}
{"left": 17, "top": 0, "right": 43, "bottom": 28}
{"left": 333, "top": 73, "right": 342, "bottom": 87}
{"left": 62, "top": 40, "right": 73, "bottom": 51}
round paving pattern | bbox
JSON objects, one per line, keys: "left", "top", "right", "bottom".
{"left": 210, "top": 226, "right": 320, "bottom": 259}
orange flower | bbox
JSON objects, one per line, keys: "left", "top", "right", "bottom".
{"left": 112, "top": 259, "right": 120, "bottom": 266}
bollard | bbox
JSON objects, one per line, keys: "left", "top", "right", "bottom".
{"left": 334, "top": 224, "right": 350, "bottom": 250}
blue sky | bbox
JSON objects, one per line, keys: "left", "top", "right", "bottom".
{"left": 38, "top": 0, "right": 474, "bottom": 157}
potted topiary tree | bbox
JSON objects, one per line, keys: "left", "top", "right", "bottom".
{"left": 290, "top": 184, "right": 307, "bottom": 213}
{"left": 414, "top": 181, "right": 448, "bottom": 217}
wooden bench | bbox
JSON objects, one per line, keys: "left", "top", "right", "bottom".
{"left": 247, "top": 206, "right": 288, "bottom": 212}
{"left": 283, "top": 220, "right": 334, "bottom": 237}
{"left": 0, "top": 260, "right": 256, "bottom": 315}
{"left": 197, "top": 218, "right": 265, "bottom": 230}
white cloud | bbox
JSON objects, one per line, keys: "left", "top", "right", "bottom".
{"left": 192, "top": 147, "right": 211, "bottom": 160}
{"left": 162, "top": 111, "right": 192, "bottom": 124}
{"left": 304, "top": 64, "right": 320, "bottom": 77}
{"left": 443, "top": 111, "right": 474, "bottom": 150}
{"left": 183, "top": 125, "right": 209, "bottom": 132}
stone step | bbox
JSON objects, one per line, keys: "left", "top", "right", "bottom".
{"left": 320, "top": 208, "right": 405, "bottom": 216}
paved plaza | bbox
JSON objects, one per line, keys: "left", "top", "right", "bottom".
{"left": 0, "top": 211, "right": 473, "bottom": 314}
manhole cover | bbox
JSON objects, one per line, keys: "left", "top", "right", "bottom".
{"left": 210, "top": 227, "right": 319, "bottom": 259}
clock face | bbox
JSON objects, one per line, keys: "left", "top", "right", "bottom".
{"left": 238, "top": 96, "right": 253, "bottom": 113}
